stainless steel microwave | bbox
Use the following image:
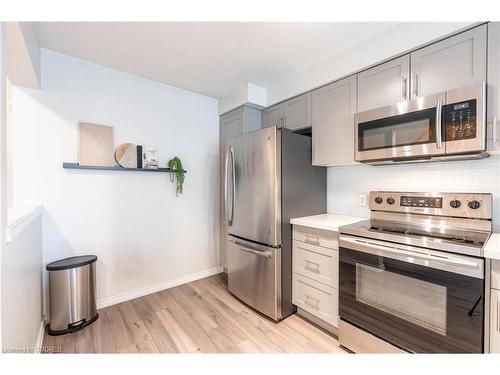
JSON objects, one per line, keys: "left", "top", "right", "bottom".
{"left": 354, "top": 83, "right": 487, "bottom": 165}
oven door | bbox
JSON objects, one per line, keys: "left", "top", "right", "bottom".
{"left": 339, "top": 235, "right": 485, "bottom": 353}
{"left": 355, "top": 92, "right": 445, "bottom": 162}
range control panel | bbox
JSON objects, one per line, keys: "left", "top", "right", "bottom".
{"left": 445, "top": 99, "right": 477, "bottom": 141}
{"left": 400, "top": 196, "right": 443, "bottom": 208}
{"left": 369, "top": 191, "right": 492, "bottom": 219}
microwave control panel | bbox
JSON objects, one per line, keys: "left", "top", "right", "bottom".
{"left": 444, "top": 99, "right": 476, "bottom": 141}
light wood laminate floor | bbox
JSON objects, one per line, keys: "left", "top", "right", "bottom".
{"left": 42, "top": 273, "right": 343, "bottom": 353}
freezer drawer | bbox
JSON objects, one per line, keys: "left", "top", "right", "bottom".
{"left": 227, "top": 237, "right": 281, "bottom": 320}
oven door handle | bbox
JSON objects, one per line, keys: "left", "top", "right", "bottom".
{"left": 339, "top": 236, "right": 481, "bottom": 271}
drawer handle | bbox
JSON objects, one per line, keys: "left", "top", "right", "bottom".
{"left": 304, "top": 295, "right": 320, "bottom": 309}
{"left": 305, "top": 237, "right": 320, "bottom": 246}
{"left": 305, "top": 260, "right": 320, "bottom": 273}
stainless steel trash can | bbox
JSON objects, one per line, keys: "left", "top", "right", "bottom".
{"left": 47, "top": 255, "right": 98, "bottom": 335}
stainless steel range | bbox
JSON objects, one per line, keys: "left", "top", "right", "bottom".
{"left": 338, "top": 191, "right": 492, "bottom": 353}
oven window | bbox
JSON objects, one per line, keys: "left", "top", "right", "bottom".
{"left": 356, "top": 263, "right": 447, "bottom": 335}
{"left": 358, "top": 108, "right": 437, "bottom": 151}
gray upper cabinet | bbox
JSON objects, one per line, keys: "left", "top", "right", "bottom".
{"left": 357, "top": 55, "right": 410, "bottom": 112}
{"left": 262, "top": 103, "right": 283, "bottom": 128}
{"left": 283, "top": 92, "right": 312, "bottom": 130}
{"left": 488, "top": 22, "right": 500, "bottom": 153}
{"left": 312, "top": 75, "right": 356, "bottom": 166}
{"left": 411, "top": 25, "right": 487, "bottom": 98}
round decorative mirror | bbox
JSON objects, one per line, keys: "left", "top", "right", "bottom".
{"left": 115, "top": 143, "right": 137, "bottom": 168}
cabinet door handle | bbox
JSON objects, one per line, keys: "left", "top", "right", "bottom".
{"left": 493, "top": 116, "right": 498, "bottom": 143}
{"left": 305, "top": 237, "right": 320, "bottom": 246}
{"left": 413, "top": 74, "right": 419, "bottom": 96}
{"left": 402, "top": 77, "right": 408, "bottom": 99}
{"left": 305, "top": 260, "right": 320, "bottom": 273}
{"left": 304, "top": 295, "right": 320, "bottom": 309}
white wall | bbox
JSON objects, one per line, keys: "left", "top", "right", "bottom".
{"left": 5, "top": 22, "right": 40, "bottom": 89}
{"left": 265, "top": 22, "right": 474, "bottom": 105}
{"left": 218, "top": 81, "right": 267, "bottom": 114}
{"left": 327, "top": 156, "right": 500, "bottom": 225}
{"left": 11, "top": 49, "right": 220, "bottom": 313}
{"left": 1, "top": 216, "right": 43, "bottom": 351}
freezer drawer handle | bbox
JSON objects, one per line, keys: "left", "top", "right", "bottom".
{"left": 230, "top": 240, "right": 273, "bottom": 258}
{"left": 237, "top": 247, "right": 272, "bottom": 258}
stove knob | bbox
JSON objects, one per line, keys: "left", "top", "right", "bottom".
{"left": 449, "top": 200, "right": 461, "bottom": 208}
{"left": 374, "top": 196, "right": 383, "bottom": 204}
{"left": 468, "top": 200, "right": 481, "bottom": 209}
{"left": 386, "top": 197, "right": 395, "bottom": 205}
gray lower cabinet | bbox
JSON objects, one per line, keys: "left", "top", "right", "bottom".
{"left": 292, "top": 225, "right": 339, "bottom": 329}
{"left": 283, "top": 92, "right": 312, "bottom": 130}
{"left": 410, "top": 24, "right": 487, "bottom": 98}
{"left": 312, "top": 75, "right": 356, "bottom": 166}
{"left": 262, "top": 103, "right": 283, "bottom": 128}
{"left": 357, "top": 55, "right": 410, "bottom": 112}
{"left": 220, "top": 105, "right": 262, "bottom": 269}
{"left": 488, "top": 22, "right": 500, "bottom": 154}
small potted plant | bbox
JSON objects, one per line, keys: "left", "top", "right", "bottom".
{"left": 167, "top": 156, "right": 185, "bottom": 197}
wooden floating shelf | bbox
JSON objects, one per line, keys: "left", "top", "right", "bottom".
{"left": 62, "top": 162, "right": 186, "bottom": 173}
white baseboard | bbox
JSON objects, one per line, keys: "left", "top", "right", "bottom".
{"left": 96, "top": 266, "right": 223, "bottom": 310}
{"left": 35, "top": 319, "right": 46, "bottom": 353}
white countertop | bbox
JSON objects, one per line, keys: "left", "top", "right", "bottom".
{"left": 290, "top": 213, "right": 366, "bottom": 232}
{"left": 484, "top": 232, "right": 500, "bottom": 260}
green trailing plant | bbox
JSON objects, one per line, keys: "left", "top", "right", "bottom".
{"left": 168, "top": 156, "right": 185, "bottom": 197}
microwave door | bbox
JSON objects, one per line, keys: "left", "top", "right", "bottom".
{"left": 355, "top": 92, "right": 446, "bottom": 162}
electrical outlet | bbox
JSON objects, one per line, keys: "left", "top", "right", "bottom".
{"left": 358, "top": 194, "right": 367, "bottom": 207}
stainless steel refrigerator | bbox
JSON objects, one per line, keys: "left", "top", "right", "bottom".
{"left": 224, "top": 126, "right": 326, "bottom": 321}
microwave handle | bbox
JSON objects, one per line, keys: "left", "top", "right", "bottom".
{"left": 436, "top": 99, "right": 443, "bottom": 149}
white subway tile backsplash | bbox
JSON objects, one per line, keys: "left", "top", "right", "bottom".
{"left": 327, "top": 155, "right": 500, "bottom": 224}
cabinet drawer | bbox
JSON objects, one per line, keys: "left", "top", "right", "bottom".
{"left": 293, "top": 225, "right": 338, "bottom": 250}
{"left": 293, "top": 240, "right": 338, "bottom": 288}
{"left": 492, "top": 260, "right": 500, "bottom": 290}
{"left": 292, "top": 273, "right": 338, "bottom": 327}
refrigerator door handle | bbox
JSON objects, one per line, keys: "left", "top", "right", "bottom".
{"left": 224, "top": 145, "right": 235, "bottom": 226}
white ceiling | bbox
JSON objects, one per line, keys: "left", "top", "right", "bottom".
{"left": 34, "top": 22, "right": 400, "bottom": 99}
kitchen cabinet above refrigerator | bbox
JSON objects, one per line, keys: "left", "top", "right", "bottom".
{"left": 262, "top": 92, "right": 312, "bottom": 131}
